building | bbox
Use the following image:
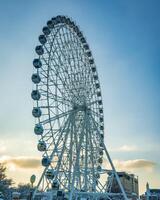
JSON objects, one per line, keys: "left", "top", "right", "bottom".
{"left": 108, "top": 171, "right": 139, "bottom": 199}
{"left": 140, "top": 183, "right": 160, "bottom": 200}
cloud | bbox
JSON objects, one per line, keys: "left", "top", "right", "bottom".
{"left": 113, "top": 159, "right": 157, "bottom": 171}
{"left": 103, "top": 158, "right": 157, "bottom": 173}
{"left": 111, "top": 145, "right": 138, "bottom": 152}
{"left": 0, "top": 141, "right": 7, "bottom": 153}
{"left": 0, "top": 156, "right": 41, "bottom": 169}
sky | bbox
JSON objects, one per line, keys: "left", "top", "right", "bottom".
{"left": 0, "top": 0, "right": 160, "bottom": 195}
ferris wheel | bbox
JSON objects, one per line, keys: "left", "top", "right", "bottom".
{"left": 31, "top": 15, "right": 128, "bottom": 200}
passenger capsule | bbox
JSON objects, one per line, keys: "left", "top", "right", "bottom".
{"left": 97, "top": 165, "right": 102, "bottom": 171}
{"left": 91, "top": 67, "right": 96, "bottom": 72}
{"left": 98, "top": 100, "right": 102, "bottom": 105}
{"left": 93, "top": 75, "right": 98, "bottom": 80}
{"left": 42, "top": 26, "right": 51, "bottom": 35}
{"left": 31, "top": 73, "right": 41, "bottom": 84}
{"left": 98, "top": 157, "right": 103, "bottom": 164}
{"left": 39, "top": 35, "right": 47, "bottom": 45}
{"left": 32, "top": 107, "right": 42, "bottom": 118}
{"left": 86, "top": 51, "right": 92, "bottom": 57}
{"left": 33, "top": 58, "right": 42, "bottom": 68}
{"left": 95, "top": 173, "right": 100, "bottom": 179}
{"left": 34, "top": 124, "right": 43, "bottom": 135}
{"left": 73, "top": 25, "right": 78, "bottom": 32}
{"left": 89, "top": 59, "right": 94, "bottom": 64}
{"left": 42, "top": 156, "right": 51, "bottom": 167}
{"left": 35, "top": 45, "right": 44, "bottom": 55}
{"left": 96, "top": 83, "right": 100, "bottom": 89}
{"left": 47, "top": 20, "right": 54, "bottom": 29}
{"left": 51, "top": 17, "right": 58, "bottom": 25}
{"left": 37, "top": 141, "right": 46, "bottom": 151}
{"left": 100, "top": 126, "right": 104, "bottom": 131}
{"left": 68, "top": 20, "right": 74, "bottom": 26}
{"left": 80, "top": 37, "right": 86, "bottom": 44}
{"left": 100, "top": 142, "right": 103, "bottom": 148}
{"left": 65, "top": 17, "right": 71, "bottom": 24}
{"left": 83, "top": 44, "right": 89, "bottom": 50}
{"left": 61, "top": 16, "right": 66, "bottom": 23}
{"left": 77, "top": 31, "right": 83, "bottom": 38}
{"left": 100, "top": 117, "right": 104, "bottom": 122}
{"left": 97, "top": 91, "right": 101, "bottom": 97}
{"left": 46, "top": 169, "right": 55, "bottom": 179}
{"left": 99, "top": 108, "right": 103, "bottom": 113}
{"left": 100, "top": 134, "right": 104, "bottom": 139}
{"left": 99, "top": 149, "right": 103, "bottom": 156}
{"left": 52, "top": 180, "right": 59, "bottom": 189}
{"left": 31, "top": 90, "right": 41, "bottom": 100}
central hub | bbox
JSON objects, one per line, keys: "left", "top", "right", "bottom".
{"left": 73, "top": 104, "right": 87, "bottom": 112}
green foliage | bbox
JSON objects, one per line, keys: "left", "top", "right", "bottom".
{"left": 0, "top": 163, "right": 13, "bottom": 199}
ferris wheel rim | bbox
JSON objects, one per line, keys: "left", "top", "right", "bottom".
{"left": 31, "top": 15, "right": 106, "bottom": 194}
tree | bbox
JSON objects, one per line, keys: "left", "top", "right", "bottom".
{"left": 17, "top": 183, "right": 34, "bottom": 200}
{"left": 0, "top": 163, "right": 13, "bottom": 199}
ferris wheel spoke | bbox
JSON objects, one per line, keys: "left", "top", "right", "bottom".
{"left": 40, "top": 56, "right": 72, "bottom": 102}
{"left": 54, "top": 40, "right": 81, "bottom": 104}
{"left": 87, "top": 116, "right": 97, "bottom": 191}
{"left": 67, "top": 111, "right": 75, "bottom": 190}
{"left": 39, "top": 66, "right": 66, "bottom": 97}
{"left": 64, "top": 28, "right": 87, "bottom": 103}
{"left": 47, "top": 33, "right": 73, "bottom": 88}
{"left": 53, "top": 114, "right": 72, "bottom": 181}
{"left": 69, "top": 112, "right": 87, "bottom": 199}
{"left": 39, "top": 109, "right": 74, "bottom": 125}
{"left": 56, "top": 28, "right": 85, "bottom": 104}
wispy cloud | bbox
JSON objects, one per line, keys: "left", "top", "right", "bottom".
{"left": 0, "top": 141, "right": 7, "bottom": 153}
{"left": 110, "top": 145, "right": 138, "bottom": 152}
{"left": 103, "top": 158, "right": 157, "bottom": 173}
{"left": 0, "top": 156, "right": 41, "bottom": 169}
{"left": 113, "top": 159, "right": 156, "bottom": 172}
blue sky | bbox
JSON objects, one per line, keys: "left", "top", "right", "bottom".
{"left": 0, "top": 0, "right": 159, "bottom": 194}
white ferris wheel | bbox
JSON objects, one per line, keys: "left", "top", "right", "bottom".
{"left": 31, "top": 15, "right": 128, "bottom": 200}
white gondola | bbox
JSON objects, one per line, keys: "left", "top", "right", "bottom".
{"left": 39, "top": 34, "right": 47, "bottom": 45}
{"left": 97, "top": 165, "right": 102, "bottom": 172}
{"left": 86, "top": 51, "right": 92, "bottom": 57}
{"left": 100, "top": 125, "right": 104, "bottom": 130}
{"left": 98, "top": 157, "right": 103, "bottom": 164}
{"left": 35, "top": 45, "right": 44, "bottom": 55}
{"left": 89, "top": 58, "right": 94, "bottom": 64}
{"left": 42, "top": 156, "right": 51, "bottom": 167}
{"left": 47, "top": 20, "right": 54, "bottom": 29}
{"left": 33, "top": 58, "right": 42, "bottom": 68}
{"left": 52, "top": 180, "right": 59, "bottom": 190}
{"left": 32, "top": 107, "right": 42, "bottom": 118}
{"left": 31, "top": 73, "right": 41, "bottom": 84}
{"left": 95, "top": 83, "right": 100, "bottom": 89}
{"left": 98, "top": 100, "right": 102, "bottom": 105}
{"left": 91, "top": 66, "right": 96, "bottom": 72}
{"left": 34, "top": 124, "right": 44, "bottom": 135}
{"left": 45, "top": 169, "right": 55, "bottom": 179}
{"left": 100, "top": 117, "right": 104, "bottom": 122}
{"left": 99, "top": 149, "right": 103, "bottom": 156}
{"left": 83, "top": 44, "right": 89, "bottom": 50}
{"left": 42, "top": 26, "right": 51, "bottom": 35}
{"left": 95, "top": 173, "right": 100, "bottom": 179}
{"left": 37, "top": 141, "right": 46, "bottom": 151}
{"left": 31, "top": 90, "right": 41, "bottom": 100}
{"left": 99, "top": 108, "right": 103, "bottom": 113}
{"left": 97, "top": 91, "right": 101, "bottom": 97}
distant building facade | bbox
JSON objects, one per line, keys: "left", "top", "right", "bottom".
{"left": 108, "top": 171, "right": 139, "bottom": 199}
{"left": 140, "top": 183, "right": 160, "bottom": 200}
